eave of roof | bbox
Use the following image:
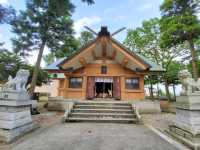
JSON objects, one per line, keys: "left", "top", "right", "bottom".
{"left": 44, "top": 58, "right": 65, "bottom": 70}
{"left": 58, "top": 38, "right": 98, "bottom": 68}
{"left": 110, "top": 38, "right": 151, "bottom": 68}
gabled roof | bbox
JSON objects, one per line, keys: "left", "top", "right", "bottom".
{"left": 45, "top": 49, "right": 164, "bottom": 73}
{"left": 45, "top": 27, "right": 165, "bottom": 73}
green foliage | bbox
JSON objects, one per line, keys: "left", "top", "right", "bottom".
{"left": 0, "top": 50, "right": 24, "bottom": 82}
{"left": 187, "top": 60, "right": 200, "bottom": 75}
{"left": 0, "top": 4, "right": 15, "bottom": 24}
{"left": 11, "top": 0, "right": 75, "bottom": 57}
{"left": 78, "top": 31, "right": 95, "bottom": 47}
{"left": 165, "top": 61, "right": 184, "bottom": 85}
{"left": 10, "top": 0, "right": 95, "bottom": 94}
{"left": 43, "top": 30, "right": 94, "bottom": 66}
{"left": 0, "top": 50, "right": 48, "bottom": 85}
{"left": 24, "top": 65, "right": 49, "bottom": 86}
{"left": 43, "top": 36, "right": 80, "bottom": 65}
{"left": 124, "top": 18, "right": 188, "bottom": 70}
{"left": 160, "top": 0, "right": 200, "bottom": 48}
{"left": 81, "top": 0, "right": 94, "bottom": 5}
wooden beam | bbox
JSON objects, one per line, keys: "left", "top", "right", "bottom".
{"left": 91, "top": 50, "right": 96, "bottom": 60}
{"left": 111, "top": 50, "right": 117, "bottom": 60}
{"left": 121, "top": 57, "right": 129, "bottom": 67}
{"left": 101, "top": 37, "right": 107, "bottom": 58}
{"left": 79, "top": 57, "right": 87, "bottom": 66}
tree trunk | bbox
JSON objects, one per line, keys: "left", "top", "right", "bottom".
{"left": 29, "top": 41, "right": 46, "bottom": 97}
{"left": 157, "top": 83, "right": 159, "bottom": 97}
{"left": 149, "top": 76, "right": 154, "bottom": 99}
{"left": 164, "top": 81, "right": 171, "bottom": 101}
{"left": 188, "top": 39, "right": 198, "bottom": 80}
{"left": 172, "top": 84, "right": 176, "bottom": 101}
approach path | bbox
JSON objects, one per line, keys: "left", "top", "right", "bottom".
{"left": 8, "top": 122, "right": 180, "bottom": 150}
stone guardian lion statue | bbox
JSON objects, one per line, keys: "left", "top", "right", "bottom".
{"left": 178, "top": 69, "right": 200, "bottom": 95}
{"left": 4, "top": 69, "right": 30, "bottom": 91}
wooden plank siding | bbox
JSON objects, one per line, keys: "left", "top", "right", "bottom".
{"left": 58, "top": 62, "right": 145, "bottom": 100}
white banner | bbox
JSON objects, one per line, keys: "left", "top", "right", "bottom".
{"left": 95, "top": 77, "right": 113, "bottom": 83}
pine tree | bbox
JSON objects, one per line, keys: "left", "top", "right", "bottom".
{"left": 0, "top": 4, "right": 15, "bottom": 24}
{"left": 11, "top": 0, "right": 94, "bottom": 96}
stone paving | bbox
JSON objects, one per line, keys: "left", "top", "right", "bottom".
{"left": 5, "top": 122, "right": 179, "bottom": 150}
{"left": 0, "top": 111, "right": 183, "bottom": 150}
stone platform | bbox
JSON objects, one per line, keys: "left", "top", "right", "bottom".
{"left": 0, "top": 122, "right": 39, "bottom": 143}
{"left": 168, "top": 93, "right": 200, "bottom": 149}
{"left": 0, "top": 93, "right": 39, "bottom": 143}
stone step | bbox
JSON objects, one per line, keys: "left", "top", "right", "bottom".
{"left": 74, "top": 105, "right": 132, "bottom": 110}
{"left": 72, "top": 108, "right": 133, "bottom": 114}
{"left": 66, "top": 117, "right": 137, "bottom": 123}
{"left": 75, "top": 102, "right": 131, "bottom": 106}
{"left": 69, "top": 112, "right": 136, "bottom": 118}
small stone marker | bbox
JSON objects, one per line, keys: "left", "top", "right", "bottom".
{"left": 0, "top": 69, "right": 38, "bottom": 143}
{"left": 168, "top": 69, "right": 200, "bottom": 149}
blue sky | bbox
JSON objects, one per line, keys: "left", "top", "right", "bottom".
{"left": 0, "top": 0, "right": 163, "bottom": 65}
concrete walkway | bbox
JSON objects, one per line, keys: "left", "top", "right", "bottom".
{"left": 7, "top": 123, "right": 180, "bottom": 150}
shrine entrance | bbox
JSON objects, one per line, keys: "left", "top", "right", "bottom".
{"left": 95, "top": 77, "right": 113, "bottom": 98}
{"left": 86, "top": 76, "right": 121, "bottom": 100}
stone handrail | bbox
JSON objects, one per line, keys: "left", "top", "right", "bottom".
{"left": 63, "top": 102, "right": 74, "bottom": 122}
{"left": 132, "top": 104, "right": 141, "bottom": 122}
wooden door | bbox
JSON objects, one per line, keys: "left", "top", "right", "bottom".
{"left": 113, "top": 77, "right": 121, "bottom": 100}
{"left": 86, "top": 76, "right": 95, "bottom": 99}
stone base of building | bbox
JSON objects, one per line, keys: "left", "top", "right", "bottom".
{"left": 0, "top": 122, "right": 39, "bottom": 143}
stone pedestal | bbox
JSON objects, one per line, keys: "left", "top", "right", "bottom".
{"left": 168, "top": 93, "right": 200, "bottom": 149}
{"left": 0, "top": 90, "right": 38, "bottom": 143}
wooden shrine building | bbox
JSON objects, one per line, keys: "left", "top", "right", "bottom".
{"left": 46, "top": 27, "right": 164, "bottom": 101}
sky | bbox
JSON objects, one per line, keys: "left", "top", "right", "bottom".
{"left": 0, "top": 0, "right": 164, "bottom": 66}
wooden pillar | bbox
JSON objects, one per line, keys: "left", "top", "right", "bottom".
{"left": 121, "top": 76, "right": 125, "bottom": 100}
{"left": 58, "top": 80, "right": 62, "bottom": 96}
{"left": 83, "top": 76, "right": 87, "bottom": 100}
{"left": 64, "top": 75, "right": 68, "bottom": 98}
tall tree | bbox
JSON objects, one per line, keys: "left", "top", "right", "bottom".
{"left": 11, "top": 0, "right": 94, "bottom": 96}
{"left": 124, "top": 18, "right": 188, "bottom": 100}
{"left": 160, "top": 0, "right": 200, "bottom": 80}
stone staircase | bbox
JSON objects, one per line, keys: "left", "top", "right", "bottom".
{"left": 65, "top": 101, "right": 139, "bottom": 123}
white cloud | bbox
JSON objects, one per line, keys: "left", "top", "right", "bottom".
{"left": 73, "top": 16, "right": 102, "bottom": 38}
{"left": 0, "top": 0, "right": 8, "bottom": 4}
{"left": 138, "top": 3, "right": 153, "bottom": 11}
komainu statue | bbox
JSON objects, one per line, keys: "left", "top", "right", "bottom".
{"left": 178, "top": 69, "right": 200, "bottom": 95}
{"left": 4, "top": 69, "right": 30, "bottom": 91}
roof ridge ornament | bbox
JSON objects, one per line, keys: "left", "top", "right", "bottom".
{"left": 84, "top": 26, "right": 126, "bottom": 37}
{"left": 98, "top": 26, "right": 110, "bottom": 37}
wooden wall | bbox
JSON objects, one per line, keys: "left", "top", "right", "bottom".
{"left": 57, "top": 62, "right": 145, "bottom": 100}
